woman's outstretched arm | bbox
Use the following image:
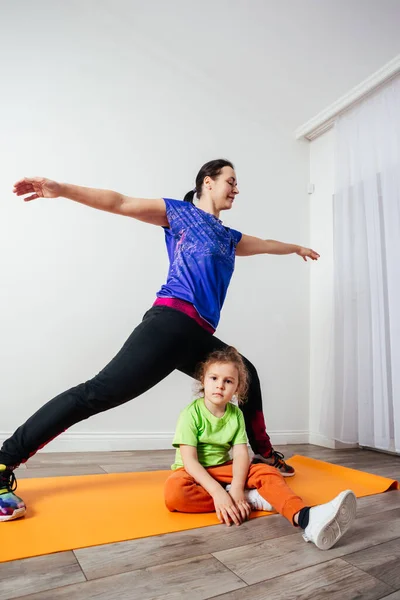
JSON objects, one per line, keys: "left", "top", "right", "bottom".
{"left": 236, "top": 234, "right": 320, "bottom": 261}
{"left": 13, "top": 177, "right": 168, "bottom": 227}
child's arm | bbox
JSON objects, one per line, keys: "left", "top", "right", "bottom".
{"left": 180, "top": 445, "right": 243, "bottom": 527}
{"left": 231, "top": 443, "right": 251, "bottom": 489}
{"left": 228, "top": 444, "right": 252, "bottom": 521}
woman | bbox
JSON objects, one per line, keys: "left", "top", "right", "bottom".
{"left": 0, "top": 159, "right": 319, "bottom": 521}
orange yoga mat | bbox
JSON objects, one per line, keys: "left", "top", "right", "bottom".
{"left": 1, "top": 455, "right": 398, "bottom": 563}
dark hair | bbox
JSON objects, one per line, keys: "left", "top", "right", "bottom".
{"left": 183, "top": 159, "right": 234, "bottom": 203}
{"left": 194, "top": 346, "right": 249, "bottom": 404}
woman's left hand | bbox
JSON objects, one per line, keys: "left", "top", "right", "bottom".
{"left": 228, "top": 486, "right": 251, "bottom": 521}
{"left": 296, "top": 247, "right": 320, "bottom": 261}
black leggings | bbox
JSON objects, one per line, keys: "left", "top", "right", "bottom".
{"left": 0, "top": 306, "right": 272, "bottom": 468}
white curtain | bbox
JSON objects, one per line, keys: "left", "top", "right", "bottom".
{"left": 322, "top": 75, "right": 400, "bottom": 452}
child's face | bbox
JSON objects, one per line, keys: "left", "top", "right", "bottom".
{"left": 203, "top": 362, "right": 239, "bottom": 412}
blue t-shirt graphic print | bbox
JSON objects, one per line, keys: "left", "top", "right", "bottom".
{"left": 156, "top": 199, "right": 242, "bottom": 330}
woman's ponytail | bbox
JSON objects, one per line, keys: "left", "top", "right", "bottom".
{"left": 183, "top": 189, "right": 196, "bottom": 203}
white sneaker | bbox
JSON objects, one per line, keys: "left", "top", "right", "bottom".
{"left": 225, "top": 485, "right": 273, "bottom": 511}
{"left": 302, "top": 490, "right": 357, "bottom": 550}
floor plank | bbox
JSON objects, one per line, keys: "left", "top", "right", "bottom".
{"left": 15, "top": 465, "right": 107, "bottom": 478}
{"left": 26, "top": 450, "right": 175, "bottom": 468}
{"left": 380, "top": 592, "right": 400, "bottom": 600}
{"left": 355, "top": 490, "right": 400, "bottom": 519}
{"left": 12, "top": 554, "right": 247, "bottom": 600}
{"left": 209, "top": 558, "right": 392, "bottom": 600}
{"left": 344, "top": 538, "right": 400, "bottom": 589}
{"left": 0, "top": 552, "right": 86, "bottom": 600}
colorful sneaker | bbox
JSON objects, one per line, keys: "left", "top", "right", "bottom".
{"left": 226, "top": 484, "right": 274, "bottom": 511}
{"left": 303, "top": 490, "right": 357, "bottom": 550}
{"left": 0, "top": 465, "right": 26, "bottom": 522}
{"left": 252, "top": 450, "right": 295, "bottom": 477}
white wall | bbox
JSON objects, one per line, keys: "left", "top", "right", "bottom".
{"left": 309, "top": 130, "right": 335, "bottom": 446}
{"left": 0, "top": 2, "right": 311, "bottom": 451}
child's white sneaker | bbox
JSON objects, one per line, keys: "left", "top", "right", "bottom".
{"left": 302, "top": 489, "right": 356, "bottom": 550}
{"left": 245, "top": 488, "right": 274, "bottom": 511}
{"left": 226, "top": 485, "right": 273, "bottom": 511}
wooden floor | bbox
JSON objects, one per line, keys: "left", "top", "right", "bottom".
{"left": 1, "top": 444, "right": 400, "bottom": 600}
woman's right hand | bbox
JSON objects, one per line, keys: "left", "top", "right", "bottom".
{"left": 13, "top": 177, "right": 61, "bottom": 201}
{"left": 212, "top": 487, "right": 243, "bottom": 527}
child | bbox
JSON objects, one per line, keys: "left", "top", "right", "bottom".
{"left": 164, "top": 347, "right": 356, "bottom": 550}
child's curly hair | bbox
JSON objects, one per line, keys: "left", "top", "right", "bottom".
{"left": 194, "top": 346, "right": 249, "bottom": 404}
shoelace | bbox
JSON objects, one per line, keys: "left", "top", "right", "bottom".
{"left": 270, "top": 450, "right": 286, "bottom": 466}
{"left": 271, "top": 450, "right": 284, "bottom": 460}
{"left": 0, "top": 470, "right": 17, "bottom": 493}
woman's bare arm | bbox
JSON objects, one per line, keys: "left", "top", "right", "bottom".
{"left": 13, "top": 177, "right": 169, "bottom": 227}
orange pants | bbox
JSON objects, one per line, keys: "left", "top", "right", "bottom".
{"left": 164, "top": 462, "right": 305, "bottom": 524}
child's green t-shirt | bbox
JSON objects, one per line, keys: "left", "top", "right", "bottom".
{"left": 171, "top": 397, "right": 248, "bottom": 470}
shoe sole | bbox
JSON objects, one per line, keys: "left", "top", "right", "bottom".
{"left": 313, "top": 490, "right": 357, "bottom": 550}
{"left": 0, "top": 507, "right": 26, "bottom": 522}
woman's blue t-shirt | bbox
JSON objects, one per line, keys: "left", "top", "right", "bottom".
{"left": 156, "top": 199, "right": 242, "bottom": 330}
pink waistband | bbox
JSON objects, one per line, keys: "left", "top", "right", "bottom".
{"left": 153, "top": 298, "right": 215, "bottom": 334}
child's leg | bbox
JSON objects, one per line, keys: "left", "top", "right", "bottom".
{"left": 246, "top": 463, "right": 305, "bottom": 524}
{"left": 246, "top": 463, "right": 357, "bottom": 550}
{"left": 164, "top": 464, "right": 234, "bottom": 513}
{"left": 164, "top": 469, "right": 214, "bottom": 513}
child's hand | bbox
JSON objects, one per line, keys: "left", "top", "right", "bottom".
{"left": 212, "top": 488, "right": 243, "bottom": 527}
{"left": 227, "top": 486, "right": 251, "bottom": 522}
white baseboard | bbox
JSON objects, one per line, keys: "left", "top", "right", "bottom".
{"left": 270, "top": 430, "right": 309, "bottom": 446}
{"left": 308, "top": 432, "right": 336, "bottom": 449}
{"left": 308, "top": 432, "right": 359, "bottom": 450}
{"left": 0, "top": 429, "right": 310, "bottom": 453}
{"left": 0, "top": 432, "right": 175, "bottom": 453}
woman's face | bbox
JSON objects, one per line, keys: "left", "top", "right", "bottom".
{"left": 205, "top": 166, "right": 239, "bottom": 211}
